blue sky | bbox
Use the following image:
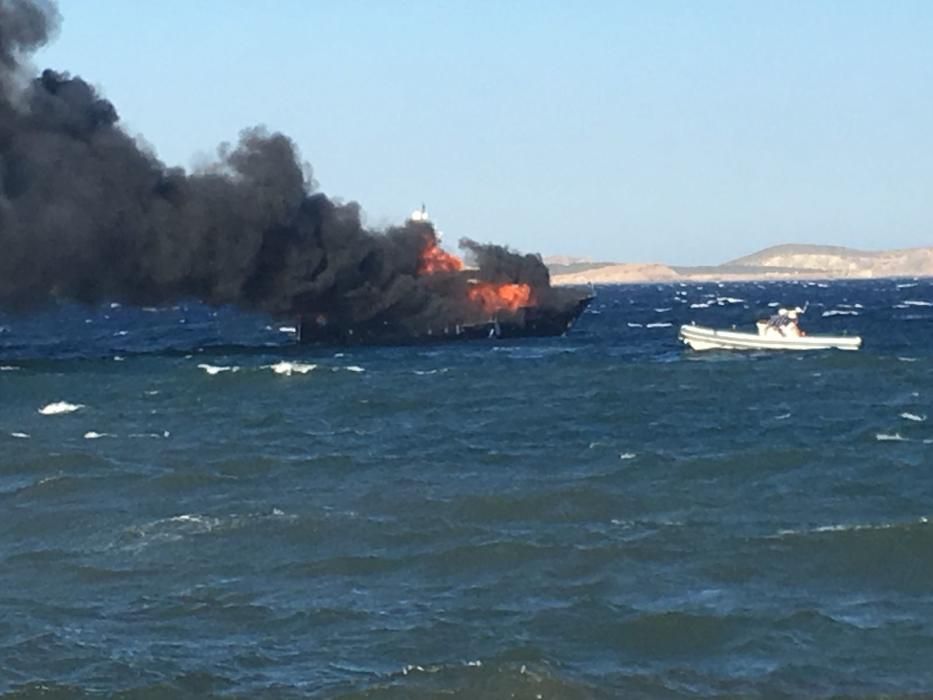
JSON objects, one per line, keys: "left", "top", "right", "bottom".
{"left": 35, "top": 0, "right": 933, "bottom": 265}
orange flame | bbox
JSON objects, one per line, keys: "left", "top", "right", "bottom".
{"left": 468, "top": 282, "right": 534, "bottom": 314}
{"left": 418, "top": 240, "right": 464, "bottom": 274}
{"left": 417, "top": 235, "right": 534, "bottom": 314}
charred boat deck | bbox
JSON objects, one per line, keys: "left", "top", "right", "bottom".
{"left": 296, "top": 293, "right": 594, "bottom": 346}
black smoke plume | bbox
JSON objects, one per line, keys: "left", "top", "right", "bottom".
{"left": 0, "top": 0, "right": 579, "bottom": 338}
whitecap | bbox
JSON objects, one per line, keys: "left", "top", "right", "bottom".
{"left": 144, "top": 390, "right": 160, "bottom": 396}
{"left": 127, "top": 513, "right": 223, "bottom": 546}
{"left": 128, "top": 430, "right": 171, "bottom": 439}
{"left": 646, "top": 322, "right": 672, "bottom": 328}
{"left": 626, "top": 322, "right": 643, "bottom": 328}
{"left": 777, "top": 516, "right": 929, "bottom": 538}
{"left": 113, "top": 330, "right": 128, "bottom": 337}
{"left": 267, "top": 361, "right": 317, "bottom": 376}
{"left": 897, "top": 357, "right": 918, "bottom": 363}
{"left": 10, "top": 432, "right": 29, "bottom": 439}
{"left": 197, "top": 364, "right": 238, "bottom": 375}
{"left": 84, "top": 431, "right": 111, "bottom": 439}
{"left": 813, "top": 522, "right": 890, "bottom": 534}
{"left": 716, "top": 296, "right": 745, "bottom": 305}
{"left": 654, "top": 307, "right": 672, "bottom": 313}
{"left": 876, "top": 432, "right": 907, "bottom": 442}
{"left": 109, "top": 302, "right": 121, "bottom": 309}
{"left": 38, "top": 401, "right": 84, "bottom": 416}
{"left": 401, "top": 665, "right": 427, "bottom": 676}
{"left": 619, "top": 452, "right": 637, "bottom": 460}
{"left": 900, "top": 412, "right": 926, "bottom": 422}
{"left": 0, "top": 365, "right": 20, "bottom": 371}
{"left": 278, "top": 326, "right": 297, "bottom": 334}
{"left": 822, "top": 310, "right": 859, "bottom": 317}
{"left": 690, "top": 302, "right": 711, "bottom": 309}
{"left": 344, "top": 365, "right": 365, "bottom": 373}
{"left": 902, "top": 300, "right": 932, "bottom": 307}
{"left": 775, "top": 412, "right": 792, "bottom": 420}
{"left": 171, "top": 514, "right": 217, "bottom": 526}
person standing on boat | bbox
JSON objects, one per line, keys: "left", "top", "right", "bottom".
{"left": 766, "top": 308, "right": 789, "bottom": 335}
{"left": 785, "top": 308, "right": 805, "bottom": 337}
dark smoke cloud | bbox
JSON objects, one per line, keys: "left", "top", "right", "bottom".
{"left": 0, "top": 0, "right": 55, "bottom": 68}
{"left": 0, "top": 0, "right": 577, "bottom": 337}
{"left": 460, "top": 238, "right": 551, "bottom": 289}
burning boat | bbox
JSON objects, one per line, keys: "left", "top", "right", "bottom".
{"left": 297, "top": 288, "right": 594, "bottom": 345}
{"left": 296, "top": 208, "right": 594, "bottom": 346}
{"left": 0, "top": 8, "right": 590, "bottom": 337}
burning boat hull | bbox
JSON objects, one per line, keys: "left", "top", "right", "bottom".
{"left": 297, "top": 292, "right": 594, "bottom": 346}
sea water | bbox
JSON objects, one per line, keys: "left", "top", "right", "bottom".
{"left": 1, "top": 279, "right": 932, "bottom": 698}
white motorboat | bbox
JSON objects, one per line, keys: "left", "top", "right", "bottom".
{"left": 679, "top": 322, "right": 862, "bottom": 352}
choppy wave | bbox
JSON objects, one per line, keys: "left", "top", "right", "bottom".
{"left": 37, "top": 401, "right": 84, "bottom": 415}
{"left": 119, "top": 509, "right": 294, "bottom": 551}
{"left": 0, "top": 660, "right": 614, "bottom": 700}
{"left": 900, "top": 412, "right": 926, "bottom": 422}
{"left": 128, "top": 430, "right": 171, "bottom": 439}
{"left": 776, "top": 516, "right": 930, "bottom": 538}
{"left": 267, "top": 361, "right": 317, "bottom": 376}
{"left": 197, "top": 363, "right": 239, "bottom": 375}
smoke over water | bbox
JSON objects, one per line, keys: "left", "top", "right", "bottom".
{"left": 0, "top": 0, "right": 581, "bottom": 339}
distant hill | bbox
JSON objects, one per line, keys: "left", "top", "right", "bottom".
{"left": 549, "top": 244, "right": 933, "bottom": 285}
{"left": 724, "top": 244, "right": 882, "bottom": 267}
{"left": 546, "top": 261, "right": 617, "bottom": 276}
